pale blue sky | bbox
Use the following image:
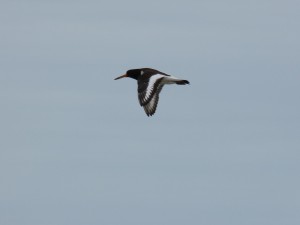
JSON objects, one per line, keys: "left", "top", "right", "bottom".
{"left": 0, "top": 1, "right": 299, "bottom": 225}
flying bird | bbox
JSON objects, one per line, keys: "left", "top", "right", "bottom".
{"left": 114, "top": 68, "right": 190, "bottom": 116}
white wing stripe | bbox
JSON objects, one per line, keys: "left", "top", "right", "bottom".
{"left": 144, "top": 74, "right": 165, "bottom": 101}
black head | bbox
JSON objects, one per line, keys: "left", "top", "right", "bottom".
{"left": 126, "top": 69, "right": 141, "bottom": 80}
{"left": 114, "top": 69, "right": 142, "bottom": 80}
{"left": 114, "top": 68, "right": 163, "bottom": 81}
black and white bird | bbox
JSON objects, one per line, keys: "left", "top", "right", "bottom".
{"left": 114, "top": 68, "right": 190, "bottom": 116}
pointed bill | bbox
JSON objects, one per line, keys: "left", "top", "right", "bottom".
{"left": 114, "top": 74, "right": 127, "bottom": 80}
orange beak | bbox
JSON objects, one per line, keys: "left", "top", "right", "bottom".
{"left": 114, "top": 74, "right": 127, "bottom": 80}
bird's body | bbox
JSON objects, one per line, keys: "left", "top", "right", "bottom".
{"left": 115, "top": 68, "right": 189, "bottom": 116}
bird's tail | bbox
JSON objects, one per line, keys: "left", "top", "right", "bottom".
{"left": 176, "top": 80, "right": 190, "bottom": 85}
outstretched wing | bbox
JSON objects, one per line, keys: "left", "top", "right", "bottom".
{"left": 138, "top": 74, "right": 165, "bottom": 106}
{"left": 142, "top": 84, "right": 164, "bottom": 116}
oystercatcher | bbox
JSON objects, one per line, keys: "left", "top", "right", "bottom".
{"left": 114, "top": 68, "right": 190, "bottom": 116}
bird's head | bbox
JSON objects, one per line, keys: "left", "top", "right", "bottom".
{"left": 114, "top": 69, "right": 141, "bottom": 80}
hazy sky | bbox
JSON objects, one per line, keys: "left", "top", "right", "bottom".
{"left": 1, "top": 1, "right": 299, "bottom": 225}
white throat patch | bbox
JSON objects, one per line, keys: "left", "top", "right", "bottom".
{"left": 140, "top": 70, "right": 144, "bottom": 75}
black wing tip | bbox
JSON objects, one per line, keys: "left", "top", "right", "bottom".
{"left": 144, "top": 108, "right": 156, "bottom": 117}
{"left": 143, "top": 103, "right": 157, "bottom": 117}
{"left": 147, "top": 112, "right": 155, "bottom": 117}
